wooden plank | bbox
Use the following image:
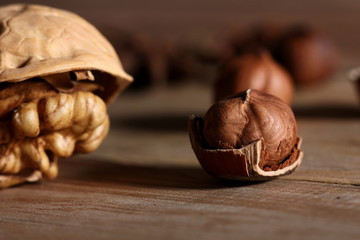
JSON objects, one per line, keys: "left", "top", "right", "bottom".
{"left": 0, "top": 160, "right": 359, "bottom": 240}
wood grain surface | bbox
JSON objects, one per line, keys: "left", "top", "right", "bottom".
{"left": 0, "top": 0, "right": 359, "bottom": 239}
{"left": 1, "top": 83, "right": 359, "bottom": 240}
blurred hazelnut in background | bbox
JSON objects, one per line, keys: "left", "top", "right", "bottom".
{"left": 214, "top": 49, "right": 294, "bottom": 105}
{"left": 275, "top": 25, "right": 339, "bottom": 86}
{"left": 108, "top": 23, "right": 339, "bottom": 95}
{"left": 223, "top": 24, "right": 339, "bottom": 87}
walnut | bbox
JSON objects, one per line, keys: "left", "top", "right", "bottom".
{"left": 0, "top": 4, "right": 132, "bottom": 188}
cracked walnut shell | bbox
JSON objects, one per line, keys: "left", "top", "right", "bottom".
{"left": 189, "top": 89, "right": 303, "bottom": 180}
{"left": 0, "top": 4, "right": 133, "bottom": 188}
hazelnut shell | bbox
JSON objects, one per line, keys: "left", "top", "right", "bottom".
{"left": 188, "top": 115, "right": 303, "bottom": 180}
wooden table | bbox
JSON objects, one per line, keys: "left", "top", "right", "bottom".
{"left": 0, "top": 1, "right": 360, "bottom": 239}
{"left": 1, "top": 81, "right": 359, "bottom": 239}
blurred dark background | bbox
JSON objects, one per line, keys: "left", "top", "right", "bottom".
{"left": 0, "top": 0, "right": 359, "bottom": 90}
{"left": 1, "top": 1, "right": 358, "bottom": 57}
{"left": 1, "top": 1, "right": 356, "bottom": 46}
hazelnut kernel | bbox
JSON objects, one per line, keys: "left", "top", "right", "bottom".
{"left": 204, "top": 89, "right": 297, "bottom": 168}
{"left": 188, "top": 89, "right": 303, "bottom": 179}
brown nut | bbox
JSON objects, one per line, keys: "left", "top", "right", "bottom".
{"left": 0, "top": 4, "right": 133, "bottom": 189}
{"left": 188, "top": 89, "right": 303, "bottom": 180}
{"left": 276, "top": 26, "right": 338, "bottom": 86}
{"left": 224, "top": 24, "right": 338, "bottom": 87}
{"left": 214, "top": 50, "right": 294, "bottom": 104}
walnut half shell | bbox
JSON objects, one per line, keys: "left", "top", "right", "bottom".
{"left": 188, "top": 115, "right": 303, "bottom": 180}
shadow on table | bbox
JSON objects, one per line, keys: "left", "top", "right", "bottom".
{"left": 294, "top": 105, "right": 360, "bottom": 119}
{"left": 111, "top": 113, "right": 199, "bottom": 132}
{"left": 57, "top": 157, "right": 264, "bottom": 190}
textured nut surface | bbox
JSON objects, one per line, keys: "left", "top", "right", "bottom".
{"left": 203, "top": 89, "right": 298, "bottom": 169}
{"left": 13, "top": 101, "right": 40, "bottom": 137}
{"left": 188, "top": 114, "right": 303, "bottom": 180}
{"left": 0, "top": 80, "right": 58, "bottom": 117}
{"left": 0, "top": 4, "right": 133, "bottom": 188}
{"left": 214, "top": 50, "right": 294, "bottom": 104}
{"left": 0, "top": 90, "right": 109, "bottom": 184}
{"left": 0, "top": 4, "right": 132, "bottom": 102}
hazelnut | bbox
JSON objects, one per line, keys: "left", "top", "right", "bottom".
{"left": 224, "top": 24, "right": 338, "bottom": 86}
{"left": 214, "top": 50, "right": 294, "bottom": 104}
{"left": 188, "top": 89, "right": 303, "bottom": 180}
{"left": 275, "top": 26, "right": 338, "bottom": 86}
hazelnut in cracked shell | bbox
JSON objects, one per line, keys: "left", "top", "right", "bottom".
{"left": 0, "top": 4, "right": 133, "bottom": 188}
{"left": 214, "top": 50, "right": 294, "bottom": 105}
{"left": 188, "top": 89, "right": 303, "bottom": 180}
